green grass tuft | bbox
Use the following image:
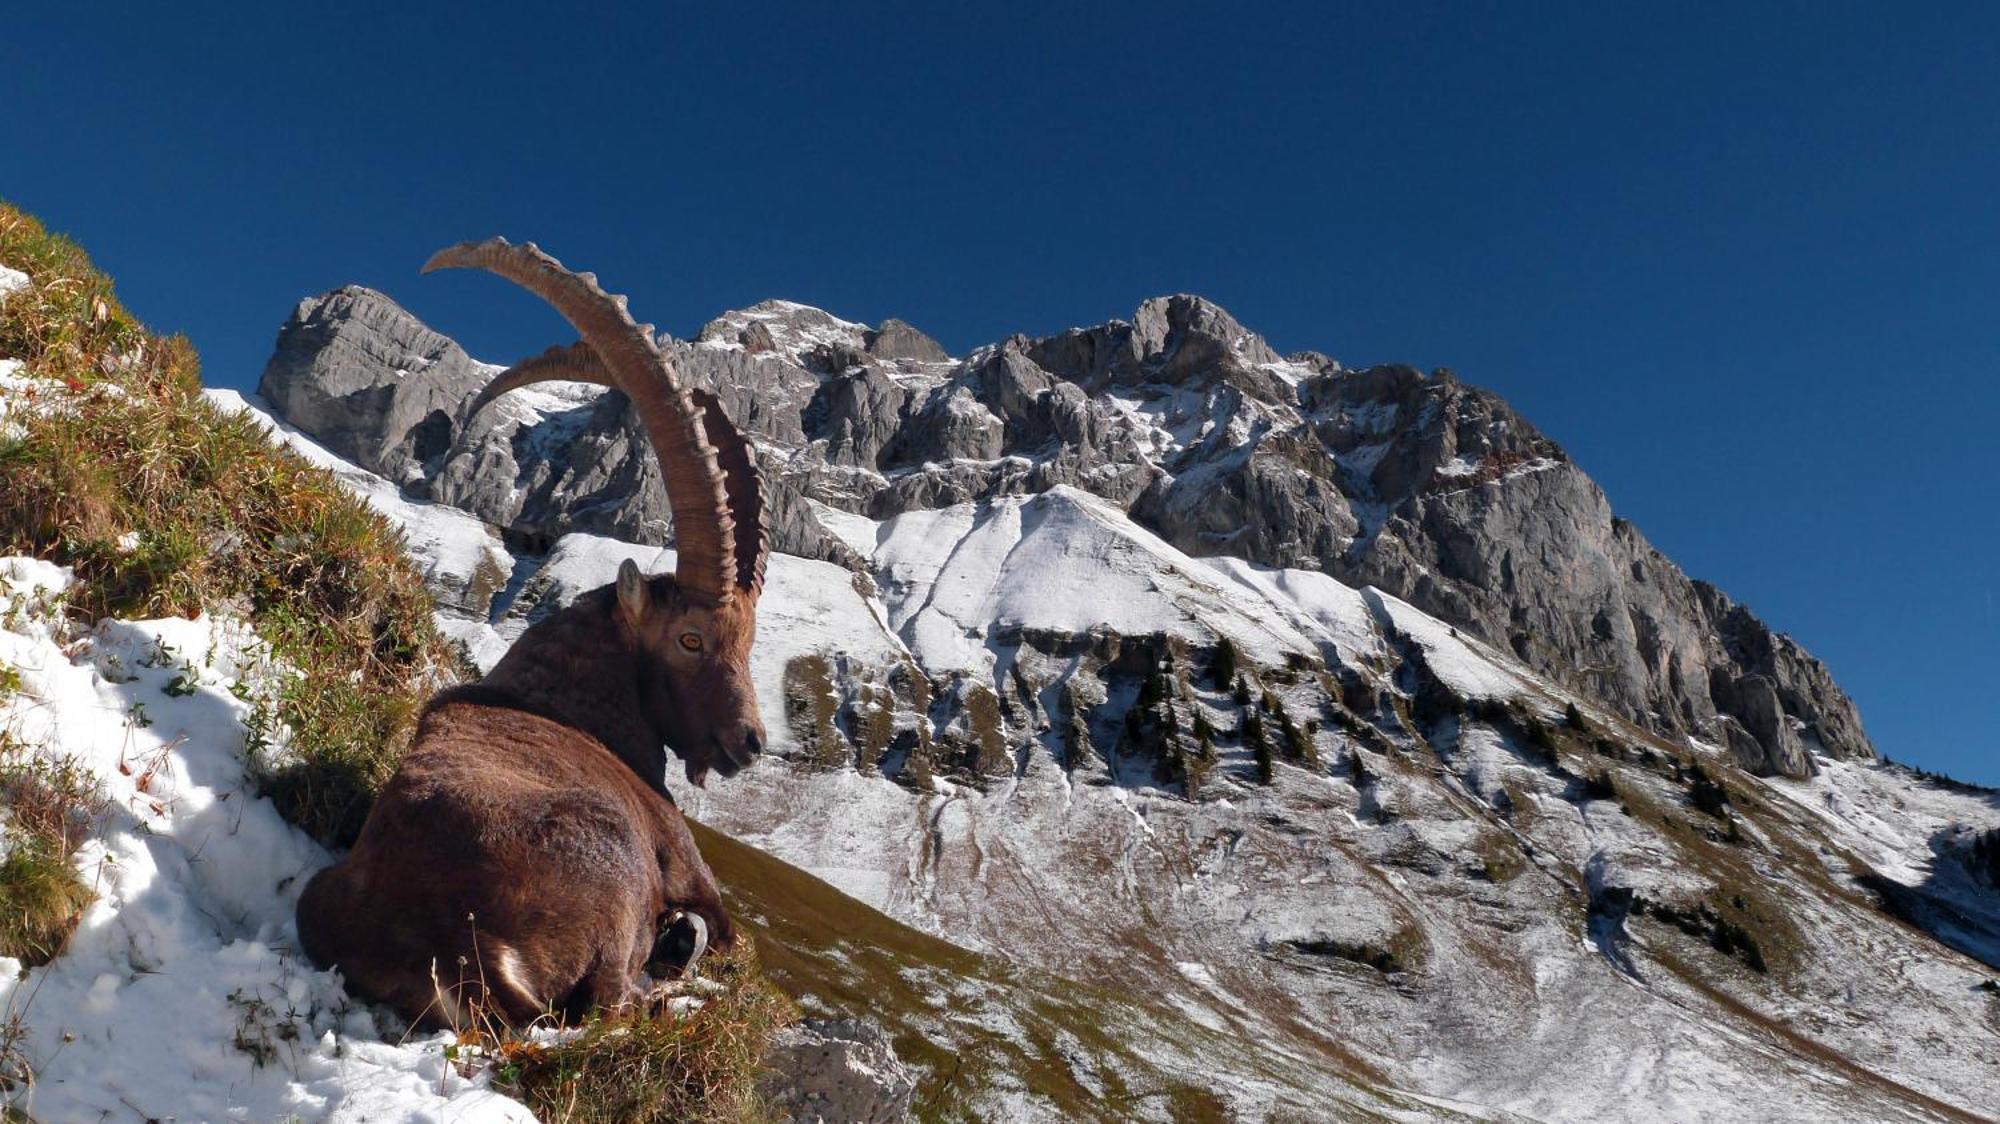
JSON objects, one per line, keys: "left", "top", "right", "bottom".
{"left": 0, "top": 737, "right": 104, "bottom": 966}
{"left": 495, "top": 942, "right": 794, "bottom": 1124}
{"left": 0, "top": 834, "right": 93, "bottom": 966}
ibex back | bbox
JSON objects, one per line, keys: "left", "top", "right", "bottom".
{"left": 296, "top": 239, "right": 769, "bottom": 1029}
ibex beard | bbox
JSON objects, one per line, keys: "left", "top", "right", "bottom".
{"left": 296, "top": 238, "right": 769, "bottom": 1030}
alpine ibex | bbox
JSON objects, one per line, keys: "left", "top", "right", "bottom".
{"left": 297, "top": 239, "right": 769, "bottom": 1029}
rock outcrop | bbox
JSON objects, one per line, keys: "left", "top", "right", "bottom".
{"left": 758, "top": 1018, "right": 917, "bottom": 1124}
{"left": 258, "top": 287, "right": 1871, "bottom": 777}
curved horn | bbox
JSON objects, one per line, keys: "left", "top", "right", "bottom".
{"left": 462, "top": 341, "right": 613, "bottom": 425}
{"left": 675, "top": 911, "right": 709, "bottom": 979}
{"left": 424, "top": 239, "right": 736, "bottom": 604}
{"left": 691, "top": 390, "right": 768, "bottom": 596}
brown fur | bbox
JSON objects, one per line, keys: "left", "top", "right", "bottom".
{"left": 297, "top": 574, "right": 764, "bottom": 1028}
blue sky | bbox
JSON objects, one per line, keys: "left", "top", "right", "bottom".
{"left": 4, "top": 3, "right": 1995, "bottom": 782}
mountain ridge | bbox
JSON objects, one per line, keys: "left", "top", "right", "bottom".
{"left": 259, "top": 285, "right": 1870, "bottom": 781}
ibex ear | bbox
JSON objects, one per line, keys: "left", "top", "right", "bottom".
{"left": 616, "top": 559, "right": 650, "bottom": 622}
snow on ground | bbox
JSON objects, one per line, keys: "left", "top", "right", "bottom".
{"left": 1201, "top": 556, "right": 1385, "bottom": 667}
{"left": 0, "top": 559, "right": 530, "bottom": 1122}
{"left": 0, "top": 265, "right": 28, "bottom": 298}
{"left": 1760, "top": 756, "right": 2000, "bottom": 887}
{"left": 1364, "top": 587, "right": 1550, "bottom": 709}
{"left": 872, "top": 485, "right": 1322, "bottom": 677}
{"left": 805, "top": 498, "right": 884, "bottom": 559}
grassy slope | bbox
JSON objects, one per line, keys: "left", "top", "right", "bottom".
{"left": 0, "top": 201, "right": 455, "bottom": 849}
{"left": 695, "top": 821, "right": 1459, "bottom": 1122}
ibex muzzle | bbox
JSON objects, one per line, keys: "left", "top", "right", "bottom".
{"left": 296, "top": 239, "right": 769, "bottom": 1028}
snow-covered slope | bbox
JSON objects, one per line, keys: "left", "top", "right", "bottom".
{"left": 0, "top": 558, "right": 531, "bottom": 1122}
{"left": 208, "top": 388, "right": 2000, "bottom": 1122}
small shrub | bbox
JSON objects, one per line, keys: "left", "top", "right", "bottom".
{"left": 1687, "top": 761, "right": 1731, "bottom": 819}
{"left": 1242, "top": 709, "right": 1273, "bottom": 785}
{"left": 1208, "top": 637, "right": 1238, "bottom": 690}
{"left": 1583, "top": 769, "right": 1618, "bottom": 801}
{"left": 1277, "top": 712, "right": 1317, "bottom": 766}
{"left": 1191, "top": 709, "right": 1215, "bottom": 745}
{"left": 1135, "top": 667, "right": 1168, "bottom": 713}
{"left": 1969, "top": 827, "right": 2000, "bottom": 887}
{"left": 0, "top": 744, "right": 104, "bottom": 965}
{"left": 1522, "top": 716, "right": 1559, "bottom": 759}
{"left": 0, "top": 835, "right": 93, "bottom": 966}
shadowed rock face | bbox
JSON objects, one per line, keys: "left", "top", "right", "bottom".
{"left": 258, "top": 287, "right": 1871, "bottom": 776}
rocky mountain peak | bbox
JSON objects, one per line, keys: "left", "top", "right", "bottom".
{"left": 257, "top": 284, "right": 1875, "bottom": 778}
{"left": 1132, "top": 292, "right": 1283, "bottom": 376}
{"left": 694, "top": 300, "right": 951, "bottom": 372}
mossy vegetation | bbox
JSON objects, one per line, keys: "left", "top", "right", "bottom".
{"left": 1630, "top": 895, "right": 1768, "bottom": 973}
{"left": 1283, "top": 924, "right": 1426, "bottom": 975}
{"left": 849, "top": 679, "right": 898, "bottom": 773}
{"left": 1470, "top": 830, "right": 1527, "bottom": 883}
{"left": 960, "top": 683, "right": 1009, "bottom": 778}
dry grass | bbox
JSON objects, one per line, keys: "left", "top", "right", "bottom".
{"left": 0, "top": 729, "right": 104, "bottom": 966}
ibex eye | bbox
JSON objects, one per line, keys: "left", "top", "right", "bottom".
{"left": 679, "top": 632, "right": 703, "bottom": 652}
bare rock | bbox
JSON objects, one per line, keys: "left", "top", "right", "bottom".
{"left": 758, "top": 1018, "right": 915, "bottom": 1124}
{"left": 256, "top": 286, "right": 488, "bottom": 489}
{"left": 865, "top": 318, "right": 948, "bottom": 363}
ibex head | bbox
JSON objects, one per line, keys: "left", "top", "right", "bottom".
{"left": 612, "top": 557, "right": 764, "bottom": 783}
{"left": 425, "top": 238, "right": 769, "bottom": 785}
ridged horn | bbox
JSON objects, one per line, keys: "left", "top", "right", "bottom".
{"left": 691, "top": 389, "right": 768, "bottom": 596}
{"left": 423, "top": 239, "right": 736, "bottom": 605}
